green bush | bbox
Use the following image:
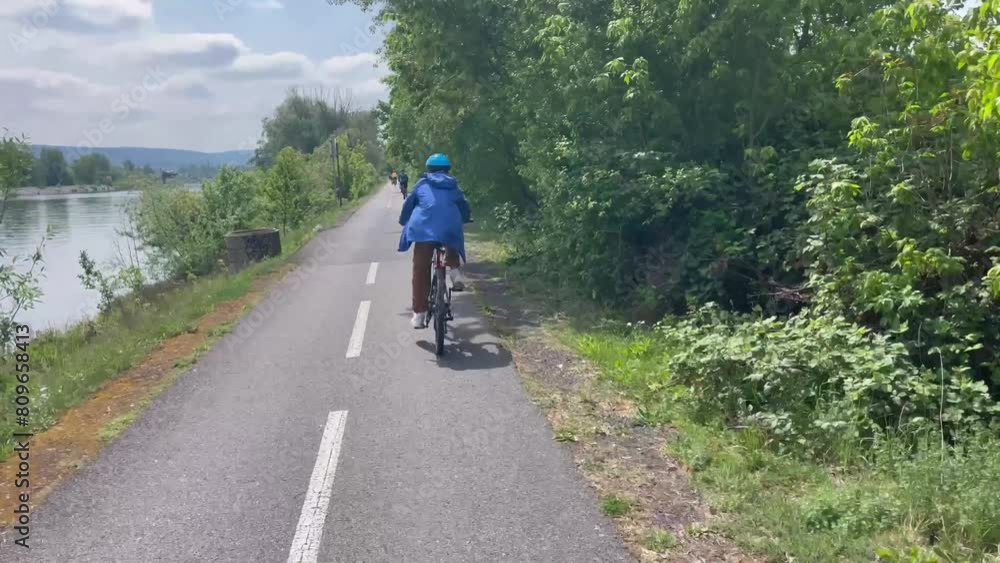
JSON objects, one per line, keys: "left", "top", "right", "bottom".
{"left": 133, "top": 188, "right": 217, "bottom": 278}
{"left": 134, "top": 167, "right": 262, "bottom": 278}
{"left": 202, "top": 166, "right": 260, "bottom": 239}
{"left": 78, "top": 251, "right": 146, "bottom": 314}
{"left": 261, "top": 147, "right": 311, "bottom": 233}
{"left": 659, "top": 306, "right": 997, "bottom": 457}
{"left": 801, "top": 487, "right": 901, "bottom": 535}
{"left": 576, "top": 326, "right": 1000, "bottom": 559}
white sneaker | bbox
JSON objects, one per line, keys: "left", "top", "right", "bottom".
{"left": 411, "top": 312, "right": 427, "bottom": 329}
{"left": 450, "top": 268, "right": 466, "bottom": 292}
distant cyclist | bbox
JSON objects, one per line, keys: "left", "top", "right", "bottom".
{"left": 398, "top": 154, "right": 471, "bottom": 328}
{"left": 399, "top": 171, "right": 409, "bottom": 199}
{"left": 389, "top": 171, "right": 398, "bottom": 188}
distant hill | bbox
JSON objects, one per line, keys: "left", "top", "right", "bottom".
{"left": 31, "top": 145, "right": 255, "bottom": 170}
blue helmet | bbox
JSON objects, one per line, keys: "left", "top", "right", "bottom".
{"left": 425, "top": 153, "right": 451, "bottom": 169}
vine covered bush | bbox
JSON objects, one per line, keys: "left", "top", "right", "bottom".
{"left": 660, "top": 306, "right": 997, "bottom": 458}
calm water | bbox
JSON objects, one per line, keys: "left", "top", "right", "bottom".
{"left": 0, "top": 191, "right": 142, "bottom": 330}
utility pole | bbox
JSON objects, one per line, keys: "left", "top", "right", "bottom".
{"left": 330, "top": 137, "right": 342, "bottom": 206}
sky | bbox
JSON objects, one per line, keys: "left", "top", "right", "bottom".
{"left": 0, "top": 0, "right": 387, "bottom": 152}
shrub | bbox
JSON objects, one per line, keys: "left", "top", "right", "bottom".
{"left": 202, "top": 166, "right": 260, "bottom": 239}
{"left": 261, "top": 147, "right": 310, "bottom": 232}
{"left": 133, "top": 188, "right": 217, "bottom": 278}
{"left": 78, "top": 251, "right": 146, "bottom": 314}
{"left": 659, "top": 306, "right": 997, "bottom": 457}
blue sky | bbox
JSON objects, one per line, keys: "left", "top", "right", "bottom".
{"left": 0, "top": 0, "right": 387, "bottom": 152}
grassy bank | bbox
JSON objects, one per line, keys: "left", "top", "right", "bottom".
{"left": 467, "top": 229, "right": 1000, "bottom": 562}
{"left": 0, "top": 199, "right": 366, "bottom": 461}
{"left": 573, "top": 329, "right": 1000, "bottom": 562}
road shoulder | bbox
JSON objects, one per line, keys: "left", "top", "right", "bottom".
{"left": 465, "top": 240, "right": 754, "bottom": 563}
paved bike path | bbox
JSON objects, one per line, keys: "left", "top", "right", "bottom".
{"left": 1, "top": 186, "right": 629, "bottom": 562}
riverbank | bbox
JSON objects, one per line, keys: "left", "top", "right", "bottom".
{"left": 0, "top": 196, "right": 367, "bottom": 468}
{"left": 13, "top": 185, "right": 128, "bottom": 197}
{"left": 13, "top": 181, "right": 202, "bottom": 198}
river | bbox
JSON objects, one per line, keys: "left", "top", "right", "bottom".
{"left": 0, "top": 191, "right": 143, "bottom": 331}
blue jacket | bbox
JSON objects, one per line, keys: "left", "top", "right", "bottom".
{"left": 398, "top": 172, "right": 471, "bottom": 262}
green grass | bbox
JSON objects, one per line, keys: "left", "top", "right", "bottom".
{"left": 644, "top": 529, "right": 678, "bottom": 552}
{"left": 0, "top": 195, "right": 368, "bottom": 461}
{"left": 571, "top": 328, "right": 1000, "bottom": 562}
{"left": 554, "top": 429, "right": 579, "bottom": 443}
{"left": 97, "top": 412, "right": 139, "bottom": 443}
{"left": 600, "top": 494, "right": 633, "bottom": 517}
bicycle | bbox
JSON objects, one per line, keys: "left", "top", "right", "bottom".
{"left": 425, "top": 244, "right": 454, "bottom": 356}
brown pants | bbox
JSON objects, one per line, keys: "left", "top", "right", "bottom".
{"left": 412, "top": 242, "right": 461, "bottom": 313}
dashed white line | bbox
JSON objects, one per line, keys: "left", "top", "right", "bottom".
{"left": 345, "top": 301, "right": 371, "bottom": 358}
{"left": 366, "top": 262, "right": 379, "bottom": 285}
{"left": 286, "top": 411, "right": 349, "bottom": 563}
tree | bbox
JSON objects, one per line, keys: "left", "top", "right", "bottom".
{"left": 0, "top": 133, "right": 43, "bottom": 345}
{"left": 202, "top": 166, "right": 259, "bottom": 238}
{"left": 254, "top": 89, "right": 376, "bottom": 168}
{"left": 73, "top": 153, "right": 113, "bottom": 185}
{"left": 260, "top": 147, "right": 310, "bottom": 232}
{"left": 123, "top": 159, "right": 136, "bottom": 172}
{"left": 38, "top": 148, "right": 73, "bottom": 186}
{"left": 132, "top": 185, "right": 221, "bottom": 278}
{"left": 142, "top": 164, "right": 155, "bottom": 176}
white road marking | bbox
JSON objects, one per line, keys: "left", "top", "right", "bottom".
{"left": 366, "top": 262, "right": 379, "bottom": 285}
{"left": 345, "top": 301, "right": 371, "bottom": 358}
{"left": 286, "top": 411, "right": 349, "bottom": 563}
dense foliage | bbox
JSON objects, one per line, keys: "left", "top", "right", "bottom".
{"left": 254, "top": 88, "right": 383, "bottom": 171}
{"left": 71, "top": 153, "right": 114, "bottom": 185}
{"left": 350, "top": 0, "right": 1000, "bottom": 405}
{"left": 34, "top": 147, "right": 74, "bottom": 187}
{"left": 132, "top": 92, "right": 381, "bottom": 279}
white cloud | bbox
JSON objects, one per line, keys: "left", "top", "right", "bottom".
{"left": 112, "top": 33, "right": 248, "bottom": 68}
{"left": 0, "top": 0, "right": 152, "bottom": 33}
{"left": 224, "top": 51, "right": 312, "bottom": 80}
{"left": 319, "top": 52, "right": 380, "bottom": 77}
{"left": 251, "top": 0, "right": 285, "bottom": 11}
{"left": 163, "top": 73, "right": 214, "bottom": 99}
{"left": 314, "top": 52, "right": 387, "bottom": 106}
{"left": 0, "top": 67, "right": 111, "bottom": 97}
{"left": 0, "top": 33, "right": 387, "bottom": 151}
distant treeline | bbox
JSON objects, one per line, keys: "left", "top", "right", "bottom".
{"left": 19, "top": 149, "right": 239, "bottom": 188}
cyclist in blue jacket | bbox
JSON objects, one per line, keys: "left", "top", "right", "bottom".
{"left": 398, "top": 153, "right": 472, "bottom": 328}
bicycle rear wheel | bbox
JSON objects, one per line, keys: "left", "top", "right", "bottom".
{"left": 433, "top": 267, "right": 447, "bottom": 355}
{"left": 426, "top": 264, "right": 436, "bottom": 328}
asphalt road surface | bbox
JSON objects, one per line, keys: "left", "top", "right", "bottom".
{"left": 1, "top": 186, "right": 630, "bottom": 562}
